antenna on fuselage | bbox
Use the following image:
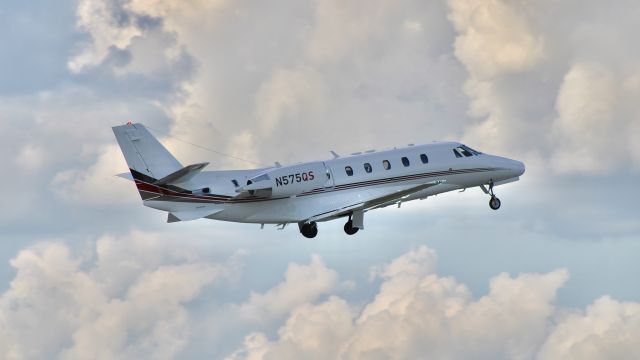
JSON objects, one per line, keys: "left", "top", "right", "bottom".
{"left": 330, "top": 150, "right": 340, "bottom": 159}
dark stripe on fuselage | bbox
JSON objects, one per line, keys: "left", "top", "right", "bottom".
{"left": 133, "top": 167, "right": 501, "bottom": 205}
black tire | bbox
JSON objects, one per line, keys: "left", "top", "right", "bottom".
{"left": 301, "top": 222, "right": 318, "bottom": 238}
{"left": 344, "top": 220, "right": 359, "bottom": 235}
{"left": 489, "top": 196, "right": 501, "bottom": 210}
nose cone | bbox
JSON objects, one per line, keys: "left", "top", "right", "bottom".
{"left": 511, "top": 159, "right": 525, "bottom": 177}
{"left": 491, "top": 156, "right": 525, "bottom": 178}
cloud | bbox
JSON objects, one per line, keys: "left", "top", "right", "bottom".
{"left": 236, "top": 255, "right": 339, "bottom": 323}
{"left": 52, "top": 144, "right": 137, "bottom": 206}
{"left": 551, "top": 62, "right": 640, "bottom": 174}
{"left": 2, "top": 1, "right": 640, "bottom": 358}
{"left": 0, "top": 231, "right": 241, "bottom": 360}
{"left": 229, "top": 297, "right": 355, "bottom": 360}
{"left": 229, "top": 246, "right": 640, "bottom": 360}
{"left": 448, "top": 0, "right": 545, "bottom": 79}
{"left": 1, "top": 237, "right": 639, "bottom": 359}
{"left": 15, "top": 144, "right": 47, "bottom": 172}
{"left": 447, "top": 0, "right": 549, "bottom": 155}
{"left": 123, "top": 0, "right": 472, "bottom": 166}
{"left": 70, "top": 0, "right": 142, "bottom": 72}
{"left": 447, "top": 0, "right": 640, "bottom": 174}
{"left": 255, "top": 68, "right": 327, "bottom": 135}
{"left": 538, "top": 296, "right": 640, "bottom": 360}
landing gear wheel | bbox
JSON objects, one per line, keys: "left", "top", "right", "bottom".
{"left": 344, "top": 220, "right": 359, "bottom": 235}
{"left": 489, "top": 196, "right": 501, "bottom": 210}
{"left": 300, "top": 222, "right": 318, "bottom": 238}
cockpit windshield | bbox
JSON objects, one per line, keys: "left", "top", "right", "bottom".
{"left": 453, "top": 144, "right": 482, "bottom": 158}
{"left": 462, "top": 145, "right": 482, "bottom": 155}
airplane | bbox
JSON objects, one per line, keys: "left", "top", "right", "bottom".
{"left": 113, "top": 123, "right": 525, "bottom": 238}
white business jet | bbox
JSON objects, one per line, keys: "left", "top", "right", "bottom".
{"left": 113, "top": 123, "right": 525, "bottom": 238}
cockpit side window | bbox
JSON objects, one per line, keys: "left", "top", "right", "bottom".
{"left": 345, "top": 166, "right": 354, "bottom": 176}
{"left": 453, "top": 149, "right": 463, "bottom": 158}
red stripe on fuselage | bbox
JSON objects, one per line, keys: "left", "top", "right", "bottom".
{"left": 135, "top": 167, "right": 500, "bottom": 205}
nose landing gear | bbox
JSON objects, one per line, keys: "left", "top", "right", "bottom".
{"left": 487, "top": 180, "right": 501, "bottom": 210}
{"left": 489, "top": 195, "right": 501, "bottom": 210}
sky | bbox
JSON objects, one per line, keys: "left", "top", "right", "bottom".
{"left": 1, "top": 0, "right": 639, "bottom": 359}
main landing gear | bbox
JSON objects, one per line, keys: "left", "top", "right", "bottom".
{"left": 299, "top": 221, "right": 318, "bottom": 238}
{"left": 487, "top": 180, "right": 501, "bottom": 210}
{"left": 344, "top": 218, "right": 359, "bottom": 235}
{"left": 299, "top": 216, "right": 361, "bottom": 238}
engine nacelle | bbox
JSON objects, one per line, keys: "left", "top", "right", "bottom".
{"left": 240, "top": 162, "right": 329, "bottom": 198}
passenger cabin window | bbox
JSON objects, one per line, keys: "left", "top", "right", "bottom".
{"left": 363, "top": 163, "right": 372, "bottom": 173}
{"left": 420, "top": 154, "right": 429, "bottom": 164}
{"left": 401, "top": 157, "right": 410, "bottom": 167}
{"left": 383, "top": 160, "right": 391, "bottom": 170}
{"left": 345, "top": 166, "right": 354, "bottom": 176}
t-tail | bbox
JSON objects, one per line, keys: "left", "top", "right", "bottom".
{"left": 112, "top": 123, "right": 208, "bottom": 200}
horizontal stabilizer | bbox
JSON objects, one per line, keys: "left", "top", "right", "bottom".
{"left": 167, "top": 208, "right": 223, "bottom": 223}
{"left": 116, "top": 172, "right": 134, "bottom": 181}
{"left": 154, "top": 162, "right": 209, "bottom": 186}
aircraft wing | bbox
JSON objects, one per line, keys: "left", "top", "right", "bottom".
{"left": 306, "top": 180, "right": 445, "bottom": 224}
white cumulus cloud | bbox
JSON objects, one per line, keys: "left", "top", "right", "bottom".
{"left": 0, "top": 231, "right": 241, "bottom": 360}
{"left": 236, "top": 254, "right": 339, "bottom": 323}
{"left": 229, "top": 246, "right": 640, "bottom": 360}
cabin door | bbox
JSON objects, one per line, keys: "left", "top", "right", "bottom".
{"left": 322, "top": 162, "right": 335, "bottom": 191}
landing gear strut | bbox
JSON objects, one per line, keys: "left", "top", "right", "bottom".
{"left": 488, "top": 180, "right": 501, "bottom": 210}
{"left": 299, "top": 221, "right": 318, "bottom": 238}
{"left": 344, "top": 217, "right": 359, "bottom": 235}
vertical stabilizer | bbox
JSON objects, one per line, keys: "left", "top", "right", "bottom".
{"left": 112, "top": 123, "right": 182, "bottom": 180}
